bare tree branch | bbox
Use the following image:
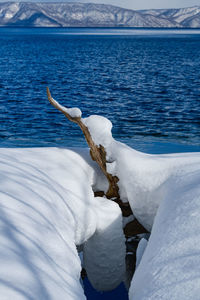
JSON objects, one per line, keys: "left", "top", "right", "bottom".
{"left": 47, "top": 87, "right": 147, "bottom": 235}
{"left": 47, "top": 87, "right": 119, "bottom": 198}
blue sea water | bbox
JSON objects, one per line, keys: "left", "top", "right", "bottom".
{"left": 0, "top": 27, "right": 200, "bottom": 153}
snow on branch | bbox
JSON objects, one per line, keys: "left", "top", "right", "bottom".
{"left": 47, "top": 87, "right": 147, "bottom": 236}
{"left": 47, "top": 87, "right": 82, "bottom": 120}
{"left": 47, "top": 87, "right": 116, "bottom": 196}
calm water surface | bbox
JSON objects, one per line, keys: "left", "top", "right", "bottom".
{"left": 0, "top": 28, "right": 200, "bottom": 153}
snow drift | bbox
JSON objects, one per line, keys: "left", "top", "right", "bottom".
{"left": 82, "top": 114, "right": 200, "bottom": 299}
{"left": 129, "top": 170, "right": 200, "bottom": 299}
{"left": 84, "top": 114, "right": 200, "bottom": 231}
{"left": 0, "top": 147, "right": 125, "bottom": 299}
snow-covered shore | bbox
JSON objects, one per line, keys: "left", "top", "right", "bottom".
{"left": 130, "top": 168, "right": 200, "bottom": 299}
{"left": 0, "top": 147, "right": 125, "bottom": 299}
{"left": 0, "top": 138, "right": 200, "bottom": 299}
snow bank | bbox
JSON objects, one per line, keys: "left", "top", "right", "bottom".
{"left": 82, "top": 114, "right": 200, "bottom": 299}
{"left": 83, "top": 114, "right": 200, "bottom": 231}
{"left": 1, "top": 114, "right": 200, "bottom": 299}
{"left": 129, "top": 170, "right": 200, "bottom": 299}
{"left": 0, "top": 147, "right": 93, "bottom": 300}
{"left": 0, "top": 147, "right": 125, "bottom": 299}
{"left": 114, "top": 144, "right": 200, "bottom": 230}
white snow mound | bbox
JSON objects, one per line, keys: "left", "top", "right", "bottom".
{"left": 129, "top": 170, "right": 200, "bottom": 299}
{"left": 0, "top": 146, "right": 126, "bottom": 299}
{"left": 82, "top": 115, "right": 113, "bottom": 147}
{"left": 0, "top": 147, "right": 93, "bottom": 299}
{"left": 84, "top": 116, "right": 200, "bottom": 231}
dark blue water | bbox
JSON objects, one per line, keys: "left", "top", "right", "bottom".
{"left": 0, "top": 27, "right": 200, "bottom": 154}
{"left": 83, "top": 278, "right": 128, "bottom": 300}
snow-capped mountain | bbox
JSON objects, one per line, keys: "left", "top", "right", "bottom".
{"left": 0, "top": 2, "right": 200, "bottom": 27}
{"left": 141, "top": 6, "right": 200, "bottom": 28}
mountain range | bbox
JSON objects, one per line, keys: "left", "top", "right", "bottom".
{"left": 0, "top": 2, "right": 200, "bottom": 27}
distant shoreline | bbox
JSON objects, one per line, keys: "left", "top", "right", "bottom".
{"left": 1, "top": 3, "right": 200, "bottom": 28}
{"left": 0, "top": 26, "right": 200, "bottom": 29}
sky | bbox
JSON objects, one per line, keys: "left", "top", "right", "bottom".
{"left": 71, "top": 0, "right": 200, "bottom": 10}
{"left": 0, "top": 0, "right": 200, "bottom": 9}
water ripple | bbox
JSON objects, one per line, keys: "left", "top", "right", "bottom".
{"left": 0, "top": 28, "right": 199, "bottom": 149}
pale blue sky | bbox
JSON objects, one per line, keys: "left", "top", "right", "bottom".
{"left": 71, "top": 0, "right": 200, "bottom": 10}
{"left": 1, "top": 0, "right": 200, "bottom": 9}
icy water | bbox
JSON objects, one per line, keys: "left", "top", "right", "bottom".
{"left": 0, "top": 27, "right": 200, "bottom": 154}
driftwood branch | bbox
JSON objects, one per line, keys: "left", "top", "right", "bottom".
{"left": 47, "top": 87, "right": 119, "bottom": 199}
{"left": 47, "top": 87, "right": 147, "bottom": 235}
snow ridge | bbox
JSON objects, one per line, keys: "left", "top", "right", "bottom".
{"left": 0, "top": 147, "right": 126, "bottom": 299}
